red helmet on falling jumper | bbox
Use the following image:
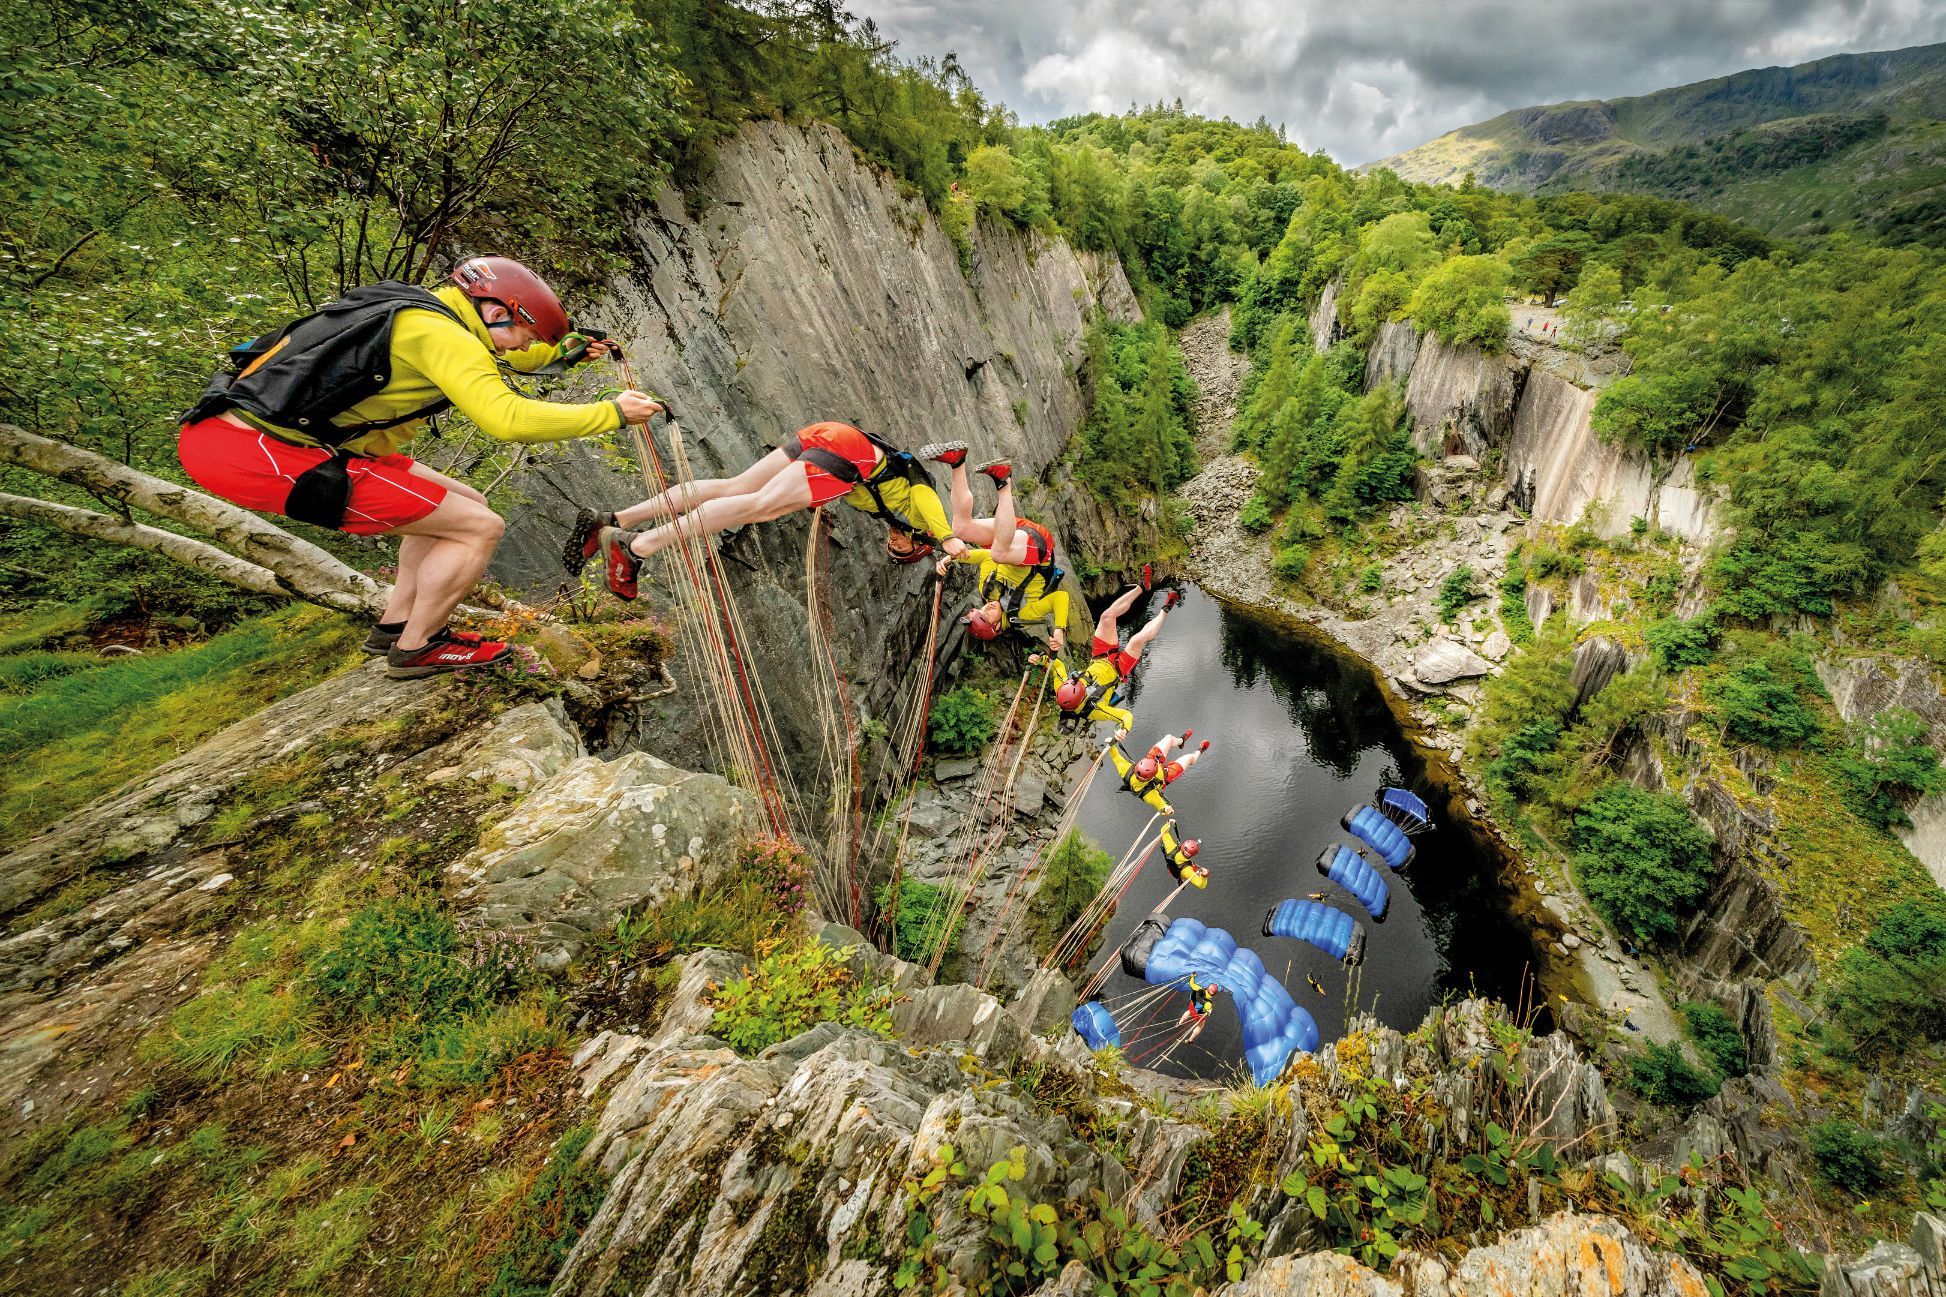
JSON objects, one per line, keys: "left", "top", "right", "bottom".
{"left": 451, "top": 256, "right": 572, "bottom": 345}
{"left": 1055, "top": 678, "right": 1088, "bottom": 711}
{"left": 1133, "top": 755, "right": 1160, "bottom": 783}
{"left": 1178, "top": 837, "right": 1201, "bottom": 858}
{"left": 962, "top": 609, "right": 1001, "bottom": 641}
{"left": 886, "top": 531, "right": 934, "bottom": 565}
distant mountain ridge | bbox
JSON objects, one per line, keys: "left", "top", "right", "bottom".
{"left": 1370, "top": 43, "right": 1946, "bottom": 246}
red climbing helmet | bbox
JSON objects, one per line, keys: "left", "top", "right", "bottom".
{"left": 1179, "top": 837, "right": 1201, "bottom": 858}
{"left": 1133, "top": 756, "right": 1160, "bottom": 783}
{"left": 963, "top": 609, "right": 1001, "bottom": 641}
{"left": 1055, "top": 678, "right": 1088, "bottom": 712}
{"left": 886, "top": 531, "right": 933, "bottom": 564}
{"left": 451, "top": 256, "right": 572, "bottom": 345}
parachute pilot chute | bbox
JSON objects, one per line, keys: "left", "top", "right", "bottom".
{"left": 1070, "top": 1001, "right": 1120, "bottom": 1050}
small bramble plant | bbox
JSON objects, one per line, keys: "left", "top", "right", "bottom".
{"left": 707, "top": 939, "right": 897, "bottom": 1056}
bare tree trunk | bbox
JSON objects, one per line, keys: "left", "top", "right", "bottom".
{"left": 0, "top": 423, "right": 386, "bottom": 616}
{"left": 0, "top": 493, "right": 291, "bottom": 599}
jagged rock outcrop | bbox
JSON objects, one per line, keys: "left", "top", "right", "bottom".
{"left": 446, "top": 747, "right": 752, "bottom": 970}
{"left": 496, "top": 119, "right": 1141, "bottom": 769}
{"left": 1501, "top": 368, "right": 1716, "bottom": 543}
{"left": 1817, "top": 653, "right": 1946, "bottom": 887}
{"left": 1401, "top": 332, "right": 1525, "bottom": 458}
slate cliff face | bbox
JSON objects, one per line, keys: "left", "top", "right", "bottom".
{"left": 494, "top": 121, "right": 1139, "bottom": 766}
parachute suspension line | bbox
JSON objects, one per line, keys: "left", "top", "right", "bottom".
{"left": 612, "top": 357, "right": 796, "bottom": 841}
{"left": 970, "top": 724, "right": 1110, "bottom": 989}
{"left": 1045, "top": 812, "right": 1161, "bottom": 973}
{"left": 864, "top": 583, "right": 945, "bottom": 954}
{"left": 666, "top": 417, "right": 811, "bottom": 836}
{"left": 806, "top": 509, "right": 866, "bottom": 926}
{"left": 917, "top": 668, "right": 1037, "bottom": 976}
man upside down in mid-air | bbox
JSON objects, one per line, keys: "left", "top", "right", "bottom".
{"left": 567, "top": 421, "right": 968, "bottom": 598}
{"left": 1033, "top": 583, "right": 1181, "bottom": 731}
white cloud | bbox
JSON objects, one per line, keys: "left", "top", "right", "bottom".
{"left": 849, "top": 0, "right": 1946, "bottom": 164}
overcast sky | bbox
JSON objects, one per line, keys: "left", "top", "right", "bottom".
{"left": 848, "top": 0, "right": 1946, "bottom": 165}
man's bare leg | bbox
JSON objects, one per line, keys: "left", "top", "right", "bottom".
{"left": 1093, "top": 585, "right": 1144, "bottom": 646}
{"left": 615, "top": 448, "right": 793, "bottom": 528}
{"left": 945, "top": 462, "right": 999, "bottom": 546}
{"left": 984, "top": 474, "right": 1030, "bottom": 566}
{"left": 625, "top": 463, "right": 816, "bottom": 561}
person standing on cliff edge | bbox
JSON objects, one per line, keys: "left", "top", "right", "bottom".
{"left": 178, "top": 256, "right": 665, "bottom": 678}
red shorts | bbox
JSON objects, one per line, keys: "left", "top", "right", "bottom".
{"left": 178, "top": 417, "right": 445, "bottom": 535}
{"left": 1091, "top": 635, "right": 1139, "bottom": 678}
{"left": 786, "top": 422, "right": 881, "bottom": 507}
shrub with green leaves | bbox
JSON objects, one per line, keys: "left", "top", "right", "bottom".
{"left": 1239, "top": 493, "right": 1275, "bottom": 534}
{"left": 708, "top": 941, "right": 897, "bottom": 1056}
{"left": 1704, "top": 645, "right": 1827, "bottom": 749}
{"left": 1825, "top": 898, "right": 1946, "bottom": 1056}
{"left": 1497, "top": 569, "right": 1534, "bottom": 645}
{"left": 1833, "top": 708, "right": 1945, "bottom": 832}
{"left": 1679, "top": 1000, "right": 1747, "bottom": 1079}
{"left": 1626, "top": 1042, "right": 1719, "bottom": 1107}
{"left": 1809, "top": 1120, "right": 1888, "bottom": 1195}
{"left": 1645, "top": 616, "right": 1716, "bottom": 671}
{"left": 928, "top": 687, "right": 995, "bottom": 756}
{"left": 1272, "top": 545, "right": 1312, "bottom": 581}
{"left": 1569, "top": 781, "right": 1715, "bottom": 943}
{"left": 1032, "top": 830, "right": 1111, "bottom": 946}
{"left": 1436, "top": 566, "right": 1479, "bottom": 624}
{"left": 875, "top": 878, "right": 964, "bottom": 965}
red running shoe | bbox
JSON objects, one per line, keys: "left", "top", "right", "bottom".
{"left": 364, "top": 623, "right": 486, "bottom": 656}
{"left": 975, "top": 458, "right": 1012, "bottom": 485}
{"left": 1141, "top": 562, "right": 1153, "bottom": 591}
{"left": 385, "top": 628, "right": 512, "bottom": 680}
{"left": 1162, "top": 588, "right": 1184, "bottom": 611}
{"left": 562, "top": 507, "right": 616, "bottom": 574}
{"left": 602, "top": 526, "right": 644, "bottom": 601}
{"left": 918, "top": 441, "right": 968, "bottom": 467}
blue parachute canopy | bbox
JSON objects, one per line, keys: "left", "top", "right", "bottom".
{"left": 1263, "top": 899, "right": 1366, "bottom": 966}
{"left": 1379, "top": 787, "right": 1434, "bottom": 835}
{"left": 1343, "top": 804, "right": 1414, "bottom": 870}
{"left": 1141, "top": 916, "right": 1318, "bottom": 1084}
{"left": 1071, "top": 1002, "right": 1120, "bottom": 1050}
{"left": 1318, "top": 843, "right": 1390, "bottom": 921}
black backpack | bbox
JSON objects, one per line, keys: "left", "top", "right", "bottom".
{"left": 184, "top": 282, "right": 464, "bottom": 443}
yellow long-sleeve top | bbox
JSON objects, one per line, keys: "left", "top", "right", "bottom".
{"left": 235, "top": 285, "right": 625, "bottom": 456}
{"left": 842, "top": 473, "right": 955, "bottom": 544}
{"left": 950, "top": 547, "right": 1071, "bottom": 636}
{"left": 1040, "top": 655, "right": 1134, "bottom": 730}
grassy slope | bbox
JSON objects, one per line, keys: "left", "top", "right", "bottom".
{"left": 0, "top": 605, "right": 366, "bottom": 846}
{"left": 1371, "top": 42, "right": 1946, "bottom": 239}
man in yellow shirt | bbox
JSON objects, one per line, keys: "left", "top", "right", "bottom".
{"left": 929, "top": 456, "right": 1071, "bottom": 646}
{"left": 178, "top": 256, "right": 664, "bottom": 678}
{"left": 1033, "top": 586, "right": 1182, "bottom": 729}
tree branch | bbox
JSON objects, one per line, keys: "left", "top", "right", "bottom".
{"left": 0, "top": 423, "right": 386, "bottom": 616}
{"left": 0, "top": 492, "right": 292, "bottom": 599}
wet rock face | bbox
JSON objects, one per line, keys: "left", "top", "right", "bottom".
{"left": 493, "top": 119, "right": 1141, "bottom": 770}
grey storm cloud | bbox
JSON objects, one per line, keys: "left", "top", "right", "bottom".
{"left": 847, "top": 0, "right": 1946, "bottom": 164}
